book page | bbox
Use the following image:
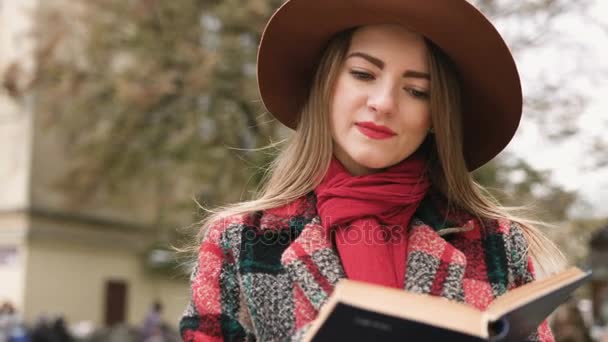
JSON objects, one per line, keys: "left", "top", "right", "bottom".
{"left": 485, "top": 267, "right": 589, "bottom": 319}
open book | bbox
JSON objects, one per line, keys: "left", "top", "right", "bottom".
{"left": 304, "top": 267, "right": 591, "bottom": 342}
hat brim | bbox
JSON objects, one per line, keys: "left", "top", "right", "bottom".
{"left": 257, "top": 0, "right": 522, "bottom": 170}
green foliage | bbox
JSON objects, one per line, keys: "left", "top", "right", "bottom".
{"left": 549, "top": 218, "right": 608, "bottom": 267}
{"left": 14, "top": 0, "right": 603, "bottom": 258}
{"left": 474, "top": 156, "right": 605, "bottom": 267}
{"left": 32, "top": 0, "right": 283, "bottom": 207}
{"left": 474, "top": 155, "right": 577, "bottom": 222}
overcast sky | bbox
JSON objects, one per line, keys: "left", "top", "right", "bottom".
{"left": 505, "top": 0, "right": 608, "bottom": 218}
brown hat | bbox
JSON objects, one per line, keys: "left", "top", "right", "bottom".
{"left": 257, "top": 0, "right": 522, "bottom": 170}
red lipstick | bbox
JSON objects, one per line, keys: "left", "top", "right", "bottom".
{"left": 355, "top": 121, "right": 396, "bottom": 140}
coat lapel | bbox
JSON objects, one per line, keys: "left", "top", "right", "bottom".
{"left": 277, "top": 193, "right": 479, "bottom": 311}
{"left": 279, "top": 215, "right": 477, "bottom": 309}
{"left": 275, "top": 191, "right": 480, "bottom": 313}
{"left": 280, "top": 216, "right": 345, "bottom": 311}
{"left": 403, "top": 193, "right": 477, "bottom": 301}
{"left": 403, "top": 217, "right": 475, "bottom": 302}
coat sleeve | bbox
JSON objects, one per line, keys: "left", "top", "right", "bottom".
{"left": 507, "top": 223, "right": 555, "bottom": 342}
{"left": 180, "top": 219, "right": 254, "bottom": 342}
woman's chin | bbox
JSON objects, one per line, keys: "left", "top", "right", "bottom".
{"left": 351, "top": 154, "right": 395, "bottom": 171}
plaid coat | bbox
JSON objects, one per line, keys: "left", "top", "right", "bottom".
{"left": 180, "top": 192, "right": 554, "bottom": 341}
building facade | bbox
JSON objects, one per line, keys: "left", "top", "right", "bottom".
{"left": 0, "top": 0, "right": 189, "bottom": 330}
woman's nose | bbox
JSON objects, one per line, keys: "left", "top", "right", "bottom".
{"left": 367, "top": 83, "right": 397, "bottom": 117}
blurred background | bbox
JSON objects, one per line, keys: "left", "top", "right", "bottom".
{"left": 0, "top": 0, "right": 606, "bottom": 341}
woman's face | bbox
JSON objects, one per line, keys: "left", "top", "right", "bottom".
{"left": 330, "top": 24, "right": 431, "bottom": 176}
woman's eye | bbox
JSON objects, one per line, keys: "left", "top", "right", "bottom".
{"left": 349, "top": 70, "right": 374, "bottom": 81}
{"left": 405, "top": 88, "right": 430, "bottom": 99}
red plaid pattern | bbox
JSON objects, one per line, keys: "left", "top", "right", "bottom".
{"left": 180, "top": 192, "right": 555, "bottom": 341}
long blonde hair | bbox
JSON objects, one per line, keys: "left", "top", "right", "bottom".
{"left": 191, "top": 28, "right": 565, "bottom": 276}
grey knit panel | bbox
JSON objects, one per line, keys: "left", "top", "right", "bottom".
{"left": 285, "top": 258, "right": 328, "bottom": 311}
{"left": 289, "top": 323, "right": 312, "bottom": 342}
{"left": 244, "top": 272, "right": 295, "bottom": 342}
{"left": 504, "top": 222, "right": 542, "bottom": 342}
{"left": 405, "top": 251, "right": 440, "bottom": 294}
{"left": 224, "top": 222, "right": 245, "bottom": 261}
{"left": 284, "top": 247, "right": 344, "bottom": 312}
{"left": 310, "top": 249, "right": 345, "bottom": 288}
{"left": 441, "top": 263, "right": 466, "bottom": 302}
{"left": 508, "top": 222, "right": 534, "bottom": 283}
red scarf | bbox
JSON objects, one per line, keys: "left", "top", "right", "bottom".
{"left": 314, "top": 155, "right": 430, "bottom": 288}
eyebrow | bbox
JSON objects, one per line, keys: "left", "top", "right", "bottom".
{"left": 346, "top": 52, "right": 430, "bottom": 80}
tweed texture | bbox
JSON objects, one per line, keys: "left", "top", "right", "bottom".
{"left": 180, "top": 192, "right": 554, "bottom": 341}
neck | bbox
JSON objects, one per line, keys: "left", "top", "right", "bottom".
{"left": 333, "top": 152, "right": 386, "bottom": 176}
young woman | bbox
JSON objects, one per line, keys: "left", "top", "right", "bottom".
{"left": 180, "top": 0, "right": 565, "bottom": 341}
